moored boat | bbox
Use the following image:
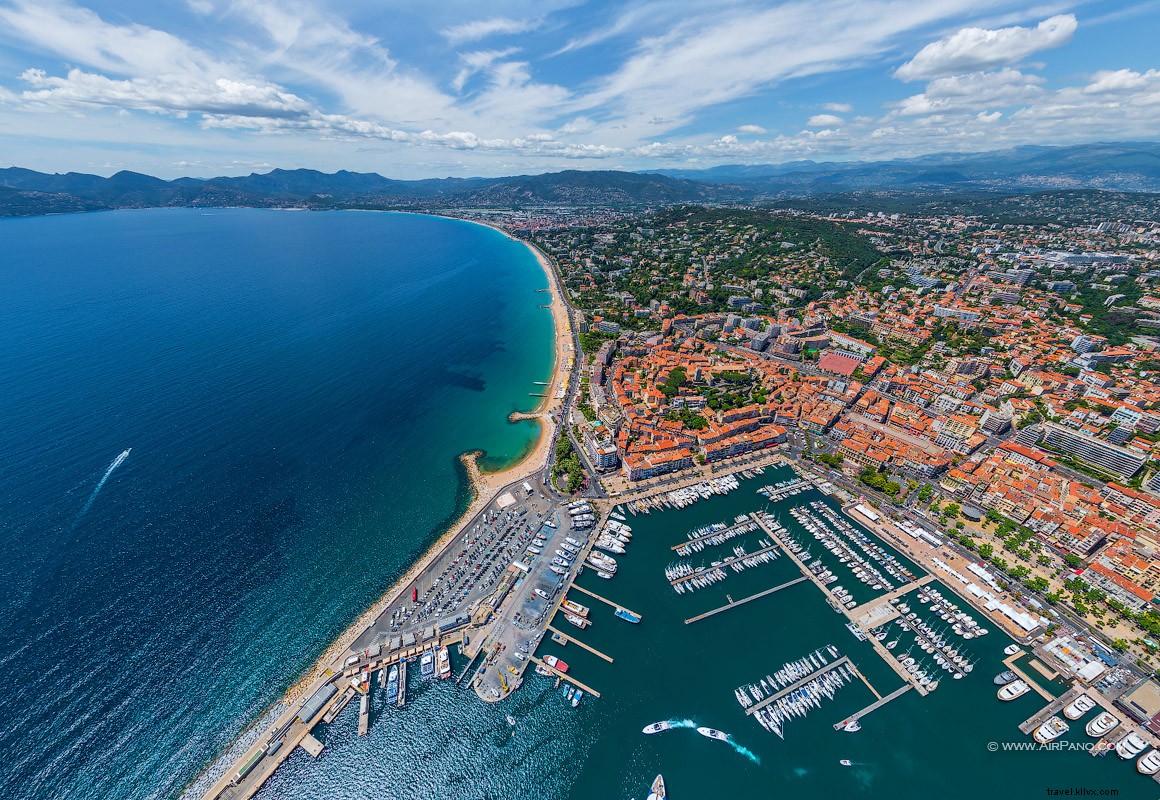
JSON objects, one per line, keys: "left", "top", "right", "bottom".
{"left": 1138, "top": 749, "right": 1160, "bottom": 775}
{"left": 646, "top": 774, "right": 666, "bottom": 800}
{"left": 1086, "top": 711, "right": 1119, "bottom": 738}
{"left": 1116, "top": 732, "right": 1148, "bottom": 760}
{"left": 436, "top": 647, "right": 451, "bottom": 679}
{"left": 544, "top": 655, "right": 570, "bottom": 673}
{"left": 1063, "top": 694, "right": 1096, "bottom": 720}
{"left": 993, "top": 670, "right": 1017, "bottom": 686}
{"left": 1033, "top": 716, "right": 1069, "bottom": 744}
{"left": 1003, "top": 644, "right": 1022, "bottom": 656}
{"left": 998, "top": 680, "right": 1030, "bottom": 701}
{"left": 614, "top": 607, "right": 642, "bottom": 624}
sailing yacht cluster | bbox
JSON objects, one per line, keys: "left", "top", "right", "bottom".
{"left": 624, "top": 471, "right": 749, "bottom": 516}
{"left": 675, "top": 515, "right": 760, "bottom": 556}
{"left": 756, "top": 477, "right": 810, "bottom": 501}
{"left": 733, "top": 645, "right": 855, "bottom": 739}
{"left": 787, "top": 502, "right": 914, "bottom": 592}
{"left": 665, "top": 515, "right": 780, "bottom": 594}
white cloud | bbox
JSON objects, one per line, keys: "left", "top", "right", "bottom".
{"left": 441, "top": 17, "right": 542, "bottom": 46}
{"left": 1083, "top": 68, "right": 1157, "bottom": 94}
{"left": 895, "top": 14, "right": 1076, "bottom": 81}
{"left": 894, "top": 68, "right": 1043, "bottom": 116}
{"left": 977, "top": 110, "right": 1002, "bottom": 122}
{"left": 452, "top": 48, "right": 520, "bottom": 92}
{"left": 737, "top": 123, "right": 766, "bottom": 134}
{"left": 823, "top": 102, "right": 852, "bottom": 112}
{"left": 807, "top": 113, "right": 844, "bottom": 127}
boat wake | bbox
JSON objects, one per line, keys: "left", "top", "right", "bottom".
{"left": 726, "top": 737, "right": 761, "bottom": 765}
{"left": 668, "top": 718, "right": 697, "bottom": 729}
{"left": 73, "top": 448, "right": 131, "bottom": 526}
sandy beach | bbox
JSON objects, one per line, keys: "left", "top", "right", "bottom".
{"left": 191, "top": 216, "right": 570, "bottom": 800}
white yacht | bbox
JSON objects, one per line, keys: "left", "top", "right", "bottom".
{"left": 1117, "top": 732, "right": 1148, "bottom": 760}
{"left": 1138, "top": 749, "right": 1160, "bottom": 775}
{"left": 1033, "top": 716, "right": 1069, "bottom": 744}
{"left": 1086, "top": 712, "right": 1119, "bottom": 738}
{"left": 642, "top": 721, "right": 673, "bottom": 734}
{"left": 697, "top": 726, "right": 729, "bottom": 742}
{"left": 998, "top": 680, "right": 1030, "bottom": 701}
{"left": 646, "top": 774, "right": 666, "bottom": 800}
{"left": 1003, "top": 644, "right": 1022, "bottom": 656}
{"left": 1063, "top": 694, "right": 1096, "bottom": 720}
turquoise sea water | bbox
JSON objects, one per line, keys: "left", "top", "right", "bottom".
{"left": 0, "top": 209, "right": 553, "bottom": 800}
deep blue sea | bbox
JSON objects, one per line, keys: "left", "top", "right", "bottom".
{"left": 0, "top": 209, "right": 553, "bottom": 800}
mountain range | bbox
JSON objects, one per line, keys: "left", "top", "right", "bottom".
{"left": 2, "top": 142, "right": 1159, "bottom": 216}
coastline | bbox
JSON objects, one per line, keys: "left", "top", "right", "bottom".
{"left": 190, "top": 214, "right": 569, "bottom": 800}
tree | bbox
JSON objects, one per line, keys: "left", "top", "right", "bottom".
{"left": 1026, "top": 576, "right": 1050, "bottom": 592}
{"left": 917, "top": 484, "right": 934, "bottom": 503}
{"left": 1063, "top": 553, "right": 1084, "bottom": 569}
{"left": 978, "top": 543, "right": 994, "bottom": 559}
{"left": 944, "top": 502, "right": 961, "bottom": 518}
{"left": 1112, "top": 639, "right": 1130, "bottom": 652}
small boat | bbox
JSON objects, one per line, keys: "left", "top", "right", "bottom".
{"left": 839, "top": 759, "right": 852, "bottom": 766}
{"left": 1033, "top": 716, "right": 1069, "bottom": 744}
{"left": 562, "top": 600, "right": 590, "bottom": 617}
{"left": 1138, "top": 749, "right": 1160, "bottom": 775}
{"left": 993, "top": 671, "right": 1018, "bottom": 686}
{"left": 543, "top": 655, "right": 569, "bottom": 673}
{"left": 647, "top": 774, "right": 666, "bottom": 800}
{"left": 572, "top": 689, "right": 583, "bottom": 708}
{"left": 843, "top": 720, "right": 861, "bottom": 732}
{"left": 436, "top": 647, "right": 451, "bottom": 679}
{"left": 1063, "top": 694, "right": 1096, "bottom": 720}
{"left": 535, "top": 665, "right": 553, "bottom": 677}
{"left": 998, "top": 680, "right": 1030, "bottom": 701}
{"left": 643, "top": 721, "right": 674, "bottom": 734}
{"left": 420, "top": 650, "right": 435, "bottom": 679}
{"left": 697, "top": 727, "right": 729, "bottom": 742}
{"left": 1117, "top": 732, "right": 1148, "bottom": 760}
{"left": 1086, "top": 712, "right": 1119, "bottom": 738}
{"left": 1003, "top": 644, "right": 1022, "bottom": 656}
{"left": 506, "top": 714, "right": 517, "bottom": 726}
{"left": 615, "top": 607, "right": 642, "bottom": 624}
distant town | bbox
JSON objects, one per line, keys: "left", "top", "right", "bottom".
{"left": 446, "top": 203, "right": 1160, "bottom": 670}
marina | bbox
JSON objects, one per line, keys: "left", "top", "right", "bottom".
{"left": 207, "top": 461, "right": 1152, "bottom": 800}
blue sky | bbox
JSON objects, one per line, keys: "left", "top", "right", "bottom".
{"left": 0, "top": 0, "right": 1158, "bottom": 178}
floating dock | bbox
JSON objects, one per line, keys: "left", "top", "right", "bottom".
{"left": 528, "top": 655, "right": 602, "bottom": 698}
{"left": 569, "top": 584, "right": 642, "bottom": 621}
{"left": 546, "top": 625, "right": 614, "bottom": 662}
{"left": 746, "top": 656, "right": 852, "bottom": 716}
{"left": 833, "top": 684, "right": 913, "bottom": 729}
{"left": 397, "top": 660, "right": 408, "bottom": 708}
{"left": 684, "top": 576, "right": 808, "bottom": 624}
{"left": 357, "top": 692, "right": 370, "bottom": 736}
{"left": 1004, "top": 651, "right": 1054, "bottom": 702}
{"left": 1018, "top": 687, "right": 1078, "bottom": 735}
{"left": 299, "top": 734, "right": 324, "bottom": 758}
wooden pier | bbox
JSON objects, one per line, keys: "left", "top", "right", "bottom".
{"left": 670, "top": 542, "right": 781, "bottom": 585}
{"left": 833, "top": 684, "right": 913, "bottom": 729}
{"left": 397, "top": 660, "right": 407, "bottom": 708}
{"left": 299, "top": 734, "right": 324, "bottom": 758}
{"left": 684, "top": 576, "right": 808, "bottom": 624}
{"left": 670, "top": 517, "right": 762, "bottom": 551}
{"left": 546, "top": 625, "right": 614, "bottom": 663}
{"left": 357, "top": 693, "right": 370, "bottom": 736}
{"left": 850, "top": 574, "right": 935, "bottom": 617}
{"left": 569, "top": 584, "right": 642, "bottom": 620}
{"left": 745, "top": 656, "right": 852, "bottom": 716}
{"left": 1018, "top": 687, "right": 1078, "bottom": 735}
{"left": 528, "top": 655, "right": 602, "bottom": 698}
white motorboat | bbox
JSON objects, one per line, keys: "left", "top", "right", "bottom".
{"left": 642, "top": 721, "right": 673, "bottom": 734}
{"left": 1086, "top": 712, "right": 1119, "bottom": 738}
{"left": 1033, "top": 716, "right": 1069, "bottom": 744}
{"left": 998, "top": 680, "right": 1030, "bottom": 701}
{"left": 1138, "top": 749, "right": 1160, "bottom": 775}
{"left": 1003, "top": 644, "right": 1022, "bottom": 656}
{"left": 1063, "top": 694, "right": 1096, "bottom": 720}
{"left": 647, "top": 774, "right": 666, "bottom": 800}
{"left": 1117, "top": 732, "right": 1148, "bottom": 760}
{"left": 697, "top": 726, "right": 729, "bottom": 742}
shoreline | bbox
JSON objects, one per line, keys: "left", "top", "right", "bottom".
{"left": 189, "top": 214, "right": 569, "bottom": 800}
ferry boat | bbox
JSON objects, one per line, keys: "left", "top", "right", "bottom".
{"left": 544, "top": 655, "right": 569, "bottom": 673}
{"left": 998, "top": 680, "right": 1030, "bottom": 701}
{"left": 697, "top": 726, "right": 729, "bottom": 742}
{"left": 1086, "top": 712, "right": 1119, "bottom": 738}
{"left": 646, "top": 774, "right": 666, "bottom": 800}
{"left": 420, "top": 650, "right": 435, "bottom": 679}
{"left": 614, "top": 607, "right": 642, "bottom": 624}
{"left": 436, "top": 647, "right": 451, "bottom": 679}
{"left": 1063, "top": 694, "right": 1096, "bottom": 720}
{"left": 1116, "top": 732, "right": 1148, "bottom": 760}
{"left": 643, "top": 721, "right": 674, "bottom": 734}
{"left": 385, "top": 665, "right": 400, "bottom": 704}
{"left": 1033, "top": 716, "right": 1069, "bottom": 744}
{"left": 1138, "top": 749, "right": 1160, "bottom": 775}
{"left": 562, "top": 600, "right": 590, "bottom": 617}
{"left": 993, "top": 670, "right": 1018, "bottom": 686}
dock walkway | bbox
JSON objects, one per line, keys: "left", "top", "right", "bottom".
{"left": 670, "top": 542, "right": 781, "bottom": 585}
{"left": 833, "top": 684, "right": 913, "bottom": 729}
{"left": 1018, "top": 687, "right": 1079, "bottom": 735}
{"left": 746, "top": 657, "right": 850, "bottom": 716}
{"left": 569, "top": 584, "right": 641, "bottom": 620}
{"left": 1004, "top": 652, "right": 1054, "bottom": 702}
{"left": 546, "top": 625, "right": 614, "bottom": 662}
{"left": 685, "top": 576, "right": 807, "bottom": 624}
{"left": 528, "top": 656, "right": 602, "bottom": 698}
{"left": 670, "top": 518, "right": 761, "bottom": 551}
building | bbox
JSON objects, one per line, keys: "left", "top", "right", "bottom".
{"left": 1042, "top": 422, "right": 1147, "bottom": 480}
